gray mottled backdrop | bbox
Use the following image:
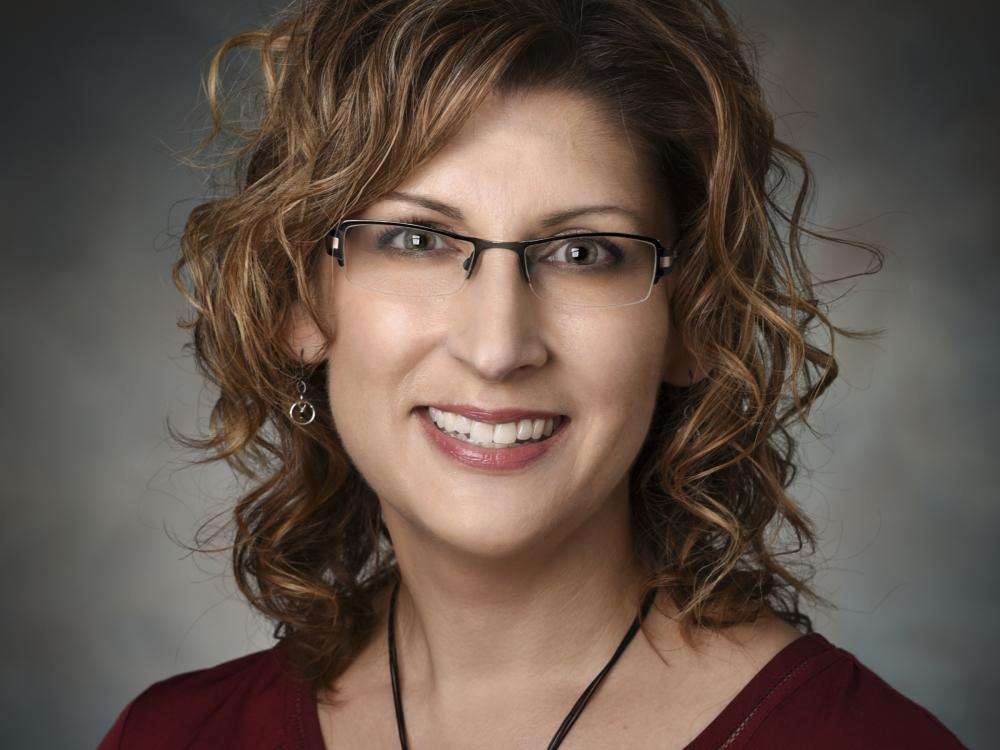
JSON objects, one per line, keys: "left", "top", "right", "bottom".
{"left": 3, "top": 1, "right": 996, "bottom": 747}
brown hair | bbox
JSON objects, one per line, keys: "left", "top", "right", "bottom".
{"left": 173, "top": 0, "right": 883, "bottom": 692}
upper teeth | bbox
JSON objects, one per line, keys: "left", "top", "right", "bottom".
{"left": 427, "top": 407, "right": 562, "bottom": 445}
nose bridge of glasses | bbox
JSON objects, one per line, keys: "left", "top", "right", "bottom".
{"left": 463, "top": 240, "right": 530, "bottom": 284}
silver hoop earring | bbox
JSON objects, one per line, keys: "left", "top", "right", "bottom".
{"left": 289, "top": 354, "right": 316, "bottom": 426}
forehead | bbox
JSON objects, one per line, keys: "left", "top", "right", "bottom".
{"left": 383, "top": 89, "right": 666, "bottom": 227}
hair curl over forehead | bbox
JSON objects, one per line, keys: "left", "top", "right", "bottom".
{"left": 172, "top": 0, "right": 883, "bottom": 690}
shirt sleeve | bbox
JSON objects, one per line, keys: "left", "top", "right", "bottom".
{"left": 739, "top": 649, "right": 968, "bottom": 749}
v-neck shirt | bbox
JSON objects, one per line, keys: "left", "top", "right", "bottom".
{"left": 97, "top": 632, "right": 967, "bottom": 749}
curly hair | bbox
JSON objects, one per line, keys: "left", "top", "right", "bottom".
{"left": 172, "top": 0, "right": 883, "bottom": 693}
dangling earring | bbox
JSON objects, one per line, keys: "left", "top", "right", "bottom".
{"left": 289, "top": 350, "right": 316, "bottom": 426}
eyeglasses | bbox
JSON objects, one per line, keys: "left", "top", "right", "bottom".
{"left": 325, "top": 220, "right": 676, "bottom": 308}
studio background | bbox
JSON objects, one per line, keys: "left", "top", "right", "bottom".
{"left": 4, "top": 2, "right": 995, "bottom": 747}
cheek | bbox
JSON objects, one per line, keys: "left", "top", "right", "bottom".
{"left": 572, "top": 327, "right": 661, "bottom": 416}
{"left": 559, "top": 304, "right": 670, "bottom": 453}
{"left": 326, "top": 291, "right": 428, "bottom": 425}
{"left": 561, "top": 296, "right": 669, "bottom": 396}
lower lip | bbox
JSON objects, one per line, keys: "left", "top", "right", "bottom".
{"left": 416, "top": 407, "right": 570, "bottom": 471}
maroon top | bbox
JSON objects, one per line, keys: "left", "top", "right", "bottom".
{"left": 97, "top": 633, "right": 966, "bottom": 749}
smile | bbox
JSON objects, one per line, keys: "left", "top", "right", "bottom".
{"left": 416, "top": 407, "right": 571, "bottom": 471}
{"left": 427, "top": 406, "right": 565, "bottom": 448}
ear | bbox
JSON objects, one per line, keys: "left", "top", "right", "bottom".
{"left": 661, "top": 327, "right": 709, "bottom": 387}
{"left": 284, "top": 299, "right": 329, "bottom": 364}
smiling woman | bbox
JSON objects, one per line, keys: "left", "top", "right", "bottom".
{"left": 98, "top": 1, "right": 965, "bottom": 749}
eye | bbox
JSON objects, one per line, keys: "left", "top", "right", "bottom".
{"left": 366, "top": 222, "right": 474, "bottom": 261}
{"left": 375, "top": 225, "right": 443, "bottom": 253}
{"left": 533, "top": 236, "right": 624, "bottom": 268}
{"left": 560, "top": 239, "right": 601, "bottom": 265}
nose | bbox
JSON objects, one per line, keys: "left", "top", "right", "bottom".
{"left": 445, "top": 245, "right": 548, "bottom": 382}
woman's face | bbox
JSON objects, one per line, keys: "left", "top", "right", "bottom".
{"left": 300, "top": 88, "right": 692, "bottom": 560}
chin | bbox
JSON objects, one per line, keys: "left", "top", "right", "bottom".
{"left": 398, "top": 488, "right": 564, "bottom": 561}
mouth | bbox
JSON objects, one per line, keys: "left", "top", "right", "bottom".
{"left": 413, "top": 404, "right": 571, "bottom": 471}
{"left": 420, "top": 405, "right": 569, "bottom": 448}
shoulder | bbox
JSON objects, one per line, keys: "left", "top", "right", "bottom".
{"left": 97, "top": 642, "right": 313, "bottom": 750}
{"left": 720, "top": 633, "right": 968, "bottom": 749}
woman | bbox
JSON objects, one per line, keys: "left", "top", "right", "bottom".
{"left": 99, "top": 1, "right": 965, "bottom": 748}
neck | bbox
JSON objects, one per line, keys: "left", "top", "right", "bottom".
{"left": 379, "top": 479, "right": 658, "bottom": 706}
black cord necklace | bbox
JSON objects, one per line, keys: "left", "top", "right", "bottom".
{"left": 387, "top": 578, "right": 658, "bottom": 750}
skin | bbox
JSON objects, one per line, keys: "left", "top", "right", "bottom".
{"left": 289, "top": 88, "right": 801, "bottom": 749}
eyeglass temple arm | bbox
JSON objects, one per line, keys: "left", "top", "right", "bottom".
{"left": 326, "top": 231, "right": 345, "bottom": 265}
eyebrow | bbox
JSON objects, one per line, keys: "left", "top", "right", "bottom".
{"left": 382, "top": 190, "right": 644, "bottom": 230}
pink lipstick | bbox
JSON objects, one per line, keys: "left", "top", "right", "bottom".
{"left": 416, "top": 407, "right": 570, "bottom": 471}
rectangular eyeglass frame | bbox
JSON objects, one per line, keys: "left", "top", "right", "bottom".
{"left": 325, "top": 220, "right": 677, "bottom": 288}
